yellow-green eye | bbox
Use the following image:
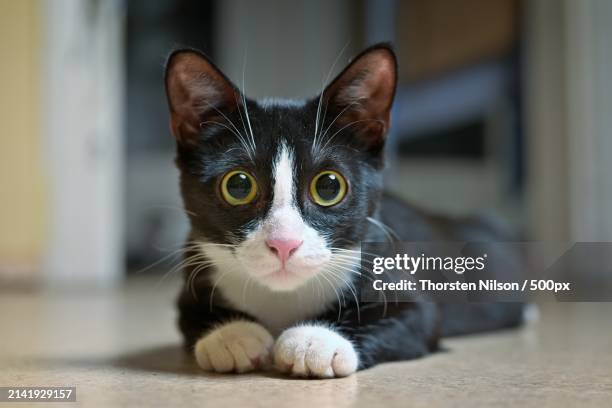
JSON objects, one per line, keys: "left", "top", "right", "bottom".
{"left": 310, "top": 170, "right": 347, "bottom": 207}
{"left": 221, "top": 170, "right": 258, "bottom": 205}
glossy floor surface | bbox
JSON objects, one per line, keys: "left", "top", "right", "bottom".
{"left": 1, "top": 277, "right": 611, "bottom": 407}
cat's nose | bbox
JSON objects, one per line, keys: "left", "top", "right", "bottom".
{"left": 266, "top": 238, "right": 303, "bottom": 264}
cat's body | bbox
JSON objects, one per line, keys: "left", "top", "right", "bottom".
{"left": 164, "top": 44, "right": 524, "bottom": 378}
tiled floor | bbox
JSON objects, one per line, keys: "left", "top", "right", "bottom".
{"left": 1, "top": 277, "right": 611, "bottom": 407}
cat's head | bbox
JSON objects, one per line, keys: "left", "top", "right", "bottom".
{"left": 164, "top": 44, "right": 397, "bottom": 291}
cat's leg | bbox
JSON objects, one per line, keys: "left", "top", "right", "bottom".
{"left": 177, "top": 288, "right": 273, "bottom": 374}
{"left": 273, "top": 324, "right": 359, "bottom": 378}
{"left": 194, "top": 319, "right": 274, "bottom": 373}
{"left": 342, "top": 304, "right": 439, "bottom": 370}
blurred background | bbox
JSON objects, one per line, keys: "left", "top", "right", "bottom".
{"left": 1, "top": 0, "right": 611, "bottom": 288}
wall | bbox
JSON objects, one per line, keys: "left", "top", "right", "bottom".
{"left": 0, "top": 0, "right": 46, "bottom": 280}
{"left": 215, "top": 0, "right": 359, "bottom": 99}
{"left": 526, "top": 0, "right": 612, "bottom": 242}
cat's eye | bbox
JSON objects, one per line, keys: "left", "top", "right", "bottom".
{"left": 310, "top": 170, "right": 347, "bottom": 207}
{"left": 220, "top": 170, "right": 258, "bottom": 206}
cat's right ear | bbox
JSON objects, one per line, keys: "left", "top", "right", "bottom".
{"left": 165, "top": 50, "right": 238, "bottom": 147}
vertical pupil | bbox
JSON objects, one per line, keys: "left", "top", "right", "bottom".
{"left": 316, "top": 174, "right": 340, "bottom": 201}
{"left": 227, "top": 173, "right": 251, "bottom": 199}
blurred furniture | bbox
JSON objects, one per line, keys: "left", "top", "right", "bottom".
{"left": 365, "top": 0, "right": 522, "bottom": 219}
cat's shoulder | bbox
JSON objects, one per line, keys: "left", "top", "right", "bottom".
{"left": 377, "top": 192, "right": 515, "bottom": 241}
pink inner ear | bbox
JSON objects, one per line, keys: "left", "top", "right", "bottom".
{"left": 322, "top": 47, "right": 397, "bottom": 147}
{"left": 165, "top": 51, "right": 238, "bottom": 146}
{"left": 169, "top": 75, "right": 219, "bottom": 145}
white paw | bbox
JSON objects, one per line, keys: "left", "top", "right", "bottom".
{"left": 194, "top": 320, "right": 273, "bottom": 373}
{"left": 273, "top": 325, "right": 359, "bottom": 378}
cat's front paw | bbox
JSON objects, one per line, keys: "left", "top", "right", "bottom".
{"left": 273, "top": 325, "right": 358, "bottom": 378}
{"left": 194, "top": 320, "right": 273, "bottom": 373}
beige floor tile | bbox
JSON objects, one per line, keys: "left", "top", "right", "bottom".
{"left": 1, "top": 277, "right": 610, "bottom": 407}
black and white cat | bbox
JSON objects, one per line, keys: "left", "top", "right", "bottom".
{"left": 164, "top": 44, "right": 524, "bottom": 378}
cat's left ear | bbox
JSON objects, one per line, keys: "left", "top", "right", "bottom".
{"left": 321, "top": 44, "right": 397, "bottom": 151}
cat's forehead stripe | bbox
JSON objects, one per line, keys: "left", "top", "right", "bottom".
{"left": 271, "top": 144, "right": 296, "bottom": 210}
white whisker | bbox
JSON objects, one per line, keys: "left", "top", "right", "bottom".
{"left": 209, "top": 269, "right": 230, "bottom": 311}
{"left": 200, "top": 119, "right": 252, "bottom": 156}
{"left": 320, "top": 119, "right": 385, "bottom": 152}
{"left": 317, "top": 99, "right": 363, "bottom": 145}
{"left": 318, "top": 271, "right": 344, "bottom": 321}
{"left": 366, "top": 217, "right": 400, "bottom": 242}
{"left": 241, "top": 274, "right": 253, "bottom": 307}
{"left": 199, "top": 100, "right": 254, "bottom": 160}
{"left": 327, "top": 257, "right": 389, "bottom": 314}
{"left": 324, "top": 266, "right": 361, "bottom": 323}
{"left": 241, "top": 51, "right": 257, "bottom": 154}
{"left": 313, "top": 41, "right": 350, "bottom": 155}
{"left": 155, "top": 253, "right": 210, "bottom": 288}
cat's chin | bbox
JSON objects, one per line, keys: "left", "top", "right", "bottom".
{"left": 257, "top": 268, "right": 315, "bottom": 292}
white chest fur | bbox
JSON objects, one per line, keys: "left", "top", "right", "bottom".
{"left": 213, "top": 268, "right": 349, "bottom": 336}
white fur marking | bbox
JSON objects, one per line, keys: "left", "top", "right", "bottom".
{"left": 270, "top": 145, "right": 297, "bottom": 212}
{"left": 273, "top": 324, "right": 359, "bottom": 378}
{"left": 194, "top": 320, "right": 274, "bottom": 373}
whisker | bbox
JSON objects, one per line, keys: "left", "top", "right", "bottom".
{"left": 209, "top": 270, "right": 230, "bottom": 312}
{"left": 241, "top": 274, "right": 253, "bottom": 307}
{"left": 234, "top": 93, "right": 255, "bottom": 156}
{"left": 154, "top": 253, "right": 210, "bottom": 288}
{"left": 143, "top": 204, "right": 198, "bottom": 217}
{"left": 318, "top": 99, "right": 363, "bottom": 144}
{"left": 187, "top": 261, "right": 216, "bottom": 300}
{"left": 199, "top": 101, "right": 254, "bottom": 160}
{"left": 324, "top": 267, "right": 361, "bottom": 323}
{"left": 241, "top": 53, "right": 257, "bottom": 154}
{"left": 166, "top": 253, "right": 209, "bottom": 280}
{"left": 318, "top": 271, "right": 344, "bottom": 321}
{"left": 313, "top": 274, "right": 324, "bottom": 301}
{"left": 331, "top": 247, "right": 383, "bottom": 260}
{"left": 366, "top": 217, "right": 400, "bottom": 242}
{"left": 200, "top": 119, "right": 253, "bottom": 160}
{"left": 313, "top": 40, "right": 350, "bottom": 155}
{"left": 320, "top": 119, "right": 385, "bottom": 152}
{"left": 333, "top": 253, "right": 376, "bottom": 266}
{"left": 132, "top": 247, "right": 191, "bottom": 275}
{"left": 326, "top": 259, "right": 390, "bottom": 312}
{"left": 156, "top": 240, "right": 236, "bottom": 253}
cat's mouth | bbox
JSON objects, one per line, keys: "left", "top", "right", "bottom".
{"left": 257, "top": 269, "right": 300, "bottom": 291}
{"left": 263, "top": 267, "right": 291, "bottom": 280}
{"left": 258, "top": 263, "right": 324, "bottom": 290}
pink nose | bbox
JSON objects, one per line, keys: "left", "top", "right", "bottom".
{"left": 266, "top": 239, "right": 303, "bottom": 263}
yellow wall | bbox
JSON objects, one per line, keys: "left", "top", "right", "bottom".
{"left": 0, "top": 0, "right": 46, "bottom": 275}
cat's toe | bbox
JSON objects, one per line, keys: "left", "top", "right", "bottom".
{"left": 194, "top": 320, "right": 273, "bottom": 373}
{"left": 273, "top": 325, "right": 358, "bottom": 378}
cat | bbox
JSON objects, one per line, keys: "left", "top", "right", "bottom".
{"left": 163, "top": 43, "right": 524, "bottom": 378}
